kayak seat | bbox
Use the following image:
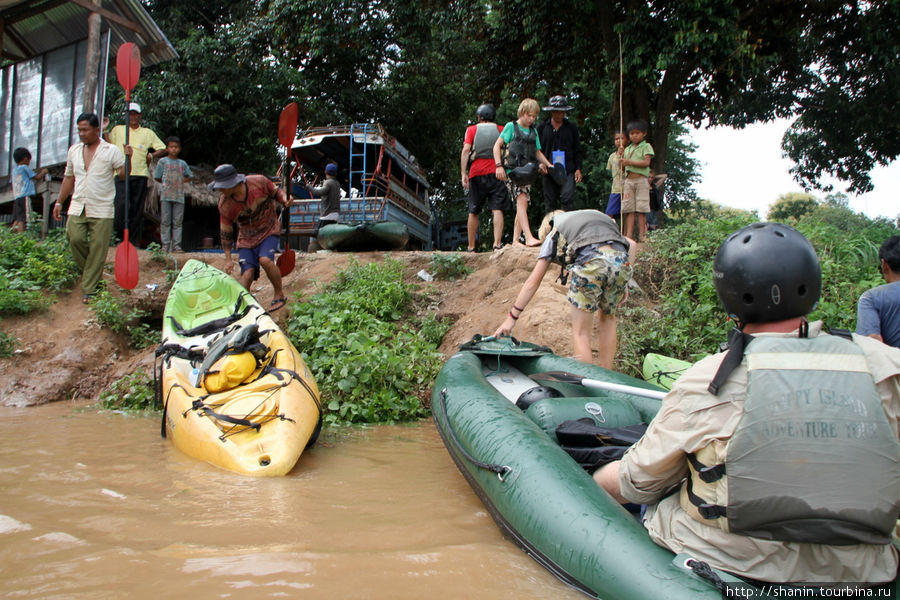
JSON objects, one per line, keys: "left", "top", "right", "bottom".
{"left": 525, "top": 396, "right": 642, "bottom": 443}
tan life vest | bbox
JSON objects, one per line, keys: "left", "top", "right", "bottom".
{"left": 681, "top": 334, "right": 900, "bottom": 545}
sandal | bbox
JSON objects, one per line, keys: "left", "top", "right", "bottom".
{"left": 269, "top": 297, "right": 287, "bottom": 312}
{"left": 493, "top": 244, "right": 505, "bottom": 251}
{"left": 82, "top": 294, "right": 95, "bottom": 304}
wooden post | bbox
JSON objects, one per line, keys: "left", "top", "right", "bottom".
{"left": 82, "top": 0, "right": 102, "bottom": 113}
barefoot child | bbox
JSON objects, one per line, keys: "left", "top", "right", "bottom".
{"left": 605, "top": 131, "right": 626, "bottom": 221}
{"left": 11, "top": 148, "right": 48, "bottom": 233}
{"left": 621, "top": 120, "right": 654, "bottom": 242}
{"left": 493, "top": 98, "right": 553, "bottom": 247}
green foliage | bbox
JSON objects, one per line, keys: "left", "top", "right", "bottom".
{"left": 146, "top": 242, "right": 169, "bottom": 264}
{"left": 0, "top": 328, "right": 18, "bottom": 358}
{"left": 88, "top": 287, "right": 160, "bottom": 349}
{"left": 98, "top": 368, "right": 157, "bottom": 412}
{"left": 617, "top": 205, "right": 898, "bottom": 378}
{"left": 285, "top": 258, "right": 447, "bottom": 425}
{"left": 0, "top": 228, "right": 77, "bottom": 315}
{"left": 766, "top": 193, "right": 819, "bottom": 221}
{"left": 430, "top": 253, "right": 474, "bottom": 281}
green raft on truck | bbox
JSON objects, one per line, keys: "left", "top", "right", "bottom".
{"left": 286, "top": 123, "right": 431, "bottom": 250}
{"left": 431, "top": 335, "right": 900, "bottom": 599}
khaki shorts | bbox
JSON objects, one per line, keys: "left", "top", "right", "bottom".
{"left": 622, "top": 177, "right": 650, "bottom": 213}
{"left": 567, "top": 249, "right": 632, "bottom": 315}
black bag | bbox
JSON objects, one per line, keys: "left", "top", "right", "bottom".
{"left": 555, "top": 418, "right": 649, "bottom": 473}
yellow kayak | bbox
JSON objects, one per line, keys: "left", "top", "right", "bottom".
{"left": 157, "top": 259, "right": 321, "bottom": 476}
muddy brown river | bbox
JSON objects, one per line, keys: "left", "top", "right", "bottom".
{"left": 0, "top": 402, "right": 585, "bottom": 599}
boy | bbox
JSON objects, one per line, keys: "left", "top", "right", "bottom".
{"left": 11, "top": 148, "right": 48, "bottom": 233}
{"left": 493, "top": 98, "right": 554, "bottom": 247}
{"left": 605, "top": 131, "right": 626, "bottom": 220}
{"left": 620, "top": 120, "right": 654, "bottom": 242}
{"left": 153, "top": 136, "right": 193, "bottom": 252}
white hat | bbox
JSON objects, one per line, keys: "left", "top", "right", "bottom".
{"left": 127, "top": 102, "right": 142, "bottom": 113}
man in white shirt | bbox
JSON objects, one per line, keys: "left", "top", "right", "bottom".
{"left": 52, "top": 113, "right": 125, "bottom": 302}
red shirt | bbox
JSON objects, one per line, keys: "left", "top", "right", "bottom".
{"left": 218, "top": 175, "right": 282, "bottom": 249}
{"left": 465, "top": 123, "right": 503, "bottom": 178}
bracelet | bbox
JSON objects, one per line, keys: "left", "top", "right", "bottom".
{"left": 495, "top": 163, "right": 503, "bottom": 168}
{"left": 512, "top": 304, "right": 524, "bottom": 313}
{"left": 508, "top": 311, "right": 518, "bottom": 320}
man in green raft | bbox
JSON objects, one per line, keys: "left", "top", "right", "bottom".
{"left": 597, "top": 222, "right": 900, "bottom": 586}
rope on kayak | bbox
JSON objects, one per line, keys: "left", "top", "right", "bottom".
{"left": 686, "top": 558, "right": 730, "bottom": 595}
{"left": 437, "top": 389, "right": 511, "bottom": 481}
{"left": 648, "top": 365, "right": 687, "bottom": 386}
{"left": 479, "top": 336, "right": 525, "bottom": 380}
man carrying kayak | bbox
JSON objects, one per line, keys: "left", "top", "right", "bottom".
{"left": 210, "top": 164, "right": 292, "bottom": 312}
{"left": 596, "top": 222, "right": 900, "bottom": 585}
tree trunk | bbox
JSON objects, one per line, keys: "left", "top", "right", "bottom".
{"left": 82, "top": 0, "right": 102, "bottom": 113}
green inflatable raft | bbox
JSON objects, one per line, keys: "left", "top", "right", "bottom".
{"left": 431, "top": 336, "right": 900, "bottom": 599}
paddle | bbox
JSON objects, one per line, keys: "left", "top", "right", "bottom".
{"left": 275, "top": 102, "right": 298, "bottom": 277}
{"left": 114, "top": 42, "right": 141, "bottom": 290}
{"left": 532, "top": 371, "right": 667, "bottom": 401}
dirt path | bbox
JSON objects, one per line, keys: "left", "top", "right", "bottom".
{"left": 1, "top": 244, "right": 649, "bottom": 407}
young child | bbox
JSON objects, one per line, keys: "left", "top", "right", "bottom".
{"left": 153, "top": 136, "right": 193, "bottom": 252}
{"left": 620, "top": 120, "right": 654, "bottom": 242}
{"left": 11, "top": 148, "right": 48, "bottom": 233}
{"left": 493, "top": 98, "right": 554, "bottom": 247}
{"left": 605, "top": 131, "right": 626, "bottom": 220}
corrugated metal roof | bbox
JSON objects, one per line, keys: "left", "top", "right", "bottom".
{"left": 1, "top": 0, "right": 177, "bottom": 68}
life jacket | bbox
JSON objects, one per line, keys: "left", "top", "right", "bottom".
{"left": 547, "top": 210, "right": 630, "bottom": 284}
{"left": 469, "top": 122, "right": 500, "bottom": 164}
{"left": 505, "top": 122, "right": 537, "bottom": 169}
{"left": 198, "top": 323, "right": 269, "bottom": 393}
{"left": 681, "top": 333, "right": 900, "bottom": 545}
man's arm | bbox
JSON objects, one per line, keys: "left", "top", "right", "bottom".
{"left": 594, "top": 461, "right": 628, "bottom": 503}
{"left": 460, "top": 142, "right": 472, "bottom": 190}
{"left": 52, "top": 175, "right": 75, "bottom": 221}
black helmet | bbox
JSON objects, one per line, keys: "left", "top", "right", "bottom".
{"left": 515, "top": 385, "right": 563, "bottom": 411}
{"left": 713, "top": 222, "right": 821, "bottom": 324}
{"left": 476, "top": 103, "right": 496, "bottom": 122}
{"left": 507, "top": 162, "right": 539, "bottom": 186}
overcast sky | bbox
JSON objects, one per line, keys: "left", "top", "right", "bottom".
{"left": 688, "top": 118, "right": 899, "bottom": 221}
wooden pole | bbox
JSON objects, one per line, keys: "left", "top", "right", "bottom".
{"left": 82, "top": 0, "right": 102, "bottom": 113}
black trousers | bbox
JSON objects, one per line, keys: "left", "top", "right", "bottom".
{"left": 114, "top": 175, "right": 149, "bottom": 245}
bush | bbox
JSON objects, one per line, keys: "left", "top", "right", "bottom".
{"left": 0, "top": 328, "right": 18, "bottom": 358}
{"left": 285, "top": 258, "right": 449, "bottom": 425}
{"left": 0, "top": 228, "right": 77, "bottom": 315}
{"left": 430, "top": 253, "right": 474, "bottom": 281}
{"left": 616, "top": 207, "right": 897, "bottom": 378}
{"left": 89, "top": 286, "right": 159, "bottom": 349}
{"left": 97, "top": 368, "right": 157, "bottom": 411}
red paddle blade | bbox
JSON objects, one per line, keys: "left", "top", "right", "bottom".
{"left": 276, "top": 248, "right": 296, "bottom": 277}
{"left": 114, "top": 231, "right": 140, "bottom": 290}
{"left": 116, "top": 43, "right": 141, "bottom": 97}
{"left": 278, "top": 102, "right": 299, "bottom": 148}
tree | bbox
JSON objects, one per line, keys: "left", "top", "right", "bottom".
{"left": 782, "top": 1, "right": 900, "bottom": 193}
{"left": 767, "top": 192, "right": 818, "bottom": 221}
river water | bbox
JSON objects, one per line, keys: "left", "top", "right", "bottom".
{"left": 0, "top": 402, "right": 584, "bottom": 599}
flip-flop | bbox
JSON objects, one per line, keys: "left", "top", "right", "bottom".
{"left": 269, "top": 297, "right": 287, "bottom": 312}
